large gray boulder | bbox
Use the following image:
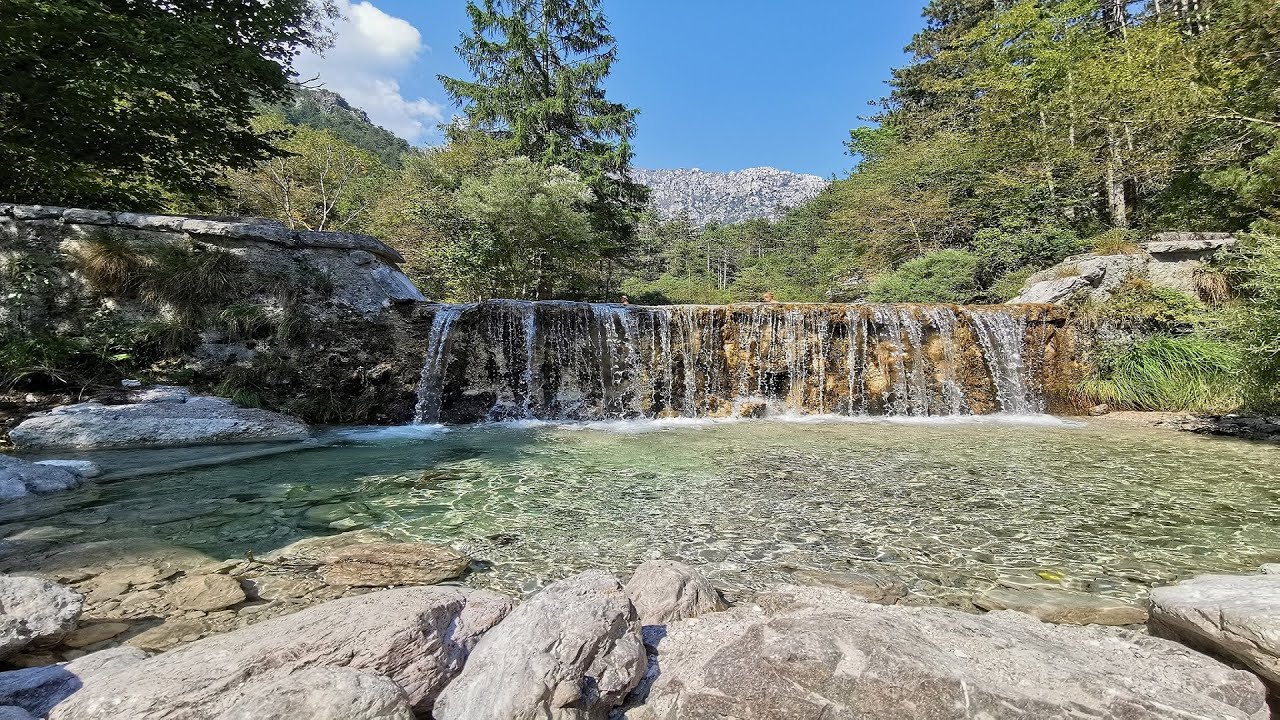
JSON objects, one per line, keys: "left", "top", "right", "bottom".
{"left": 1007, "top": 275, "right": 1092, "bottom": 305}
{"left": 9, "top": 393, "right": 309, "bottom": 450}
{"left": 0, "top": 456, "right": 82, "bottom": 499}
{"left": 624, "top": 560, "right": 725, "bottom": 627}
{"left": 0, "top": 647, "right": 146, "bottom": 717}
{"left": 0, "top": 576, "right": 83, "bottom": 658}
{"left": 624, "top": 585, "right": 1267, "bottom": 719}
{"left": 47, "top": 586, "right": 516, "bottom": 719}
{"left": 1149, "top": 572, "right": 1280, "bottom": 690}
{"left": 213, "top": 666, "right": 414, "bottom": 720}
{"left": 434, "top": 570, "right": 646, "bottom": 720}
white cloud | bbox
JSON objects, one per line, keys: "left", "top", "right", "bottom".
{"left": 295, "top": 1, "right": 444, "bottom": 143}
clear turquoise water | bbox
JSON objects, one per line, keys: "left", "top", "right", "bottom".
{"left": 5, "top": 416, "right": 1279, "bottom": 603}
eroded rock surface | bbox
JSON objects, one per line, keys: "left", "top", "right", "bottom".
{"left": 47, "top": 586, "right": 515, "bottom": 719}
{"left": 625, "top": 560, "right": 725, "bottom": 627}
{"left": 0, "top": 576, "right": 83, "bottom": 658}
{"left": 9, "top": 395, "right": 310, "bottom": 450}
{"left": 1149, "top": 572, "right": 1280, "bottom": 689}
{"left": 0, "top": 647, "right": 146, "bottom": 717}
{"left": 787, "top": 569, "right": 907, "bottom": 605}
{"left": 434, "top": 570, "right": 646, "bottom": 720}
{"left": 624, "top": 585, "right": 1266, "bottom": 719}
{"left": 213, "top": 666, "right": 414, "bottom": 720}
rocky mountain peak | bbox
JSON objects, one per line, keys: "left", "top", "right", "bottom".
{"left": 633, "top": 167, "right": 828, "bottom": 226}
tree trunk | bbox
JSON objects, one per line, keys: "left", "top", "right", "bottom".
{"left": 1106, "top": 124, "right": 1129, "bottom": 228}
{"left": 1100, "top": 0, "right": 1128, "bottom": 38}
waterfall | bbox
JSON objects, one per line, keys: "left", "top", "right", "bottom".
{"left": 414, "top": 301, "right": 1062, "bottom": 423}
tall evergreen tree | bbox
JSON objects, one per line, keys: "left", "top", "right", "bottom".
{"left": 440, "top": 0, "right": 646, "bottom": 297}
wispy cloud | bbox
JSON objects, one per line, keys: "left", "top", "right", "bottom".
{"left": 295, "top": 1, "right": 444, "bottom": 143}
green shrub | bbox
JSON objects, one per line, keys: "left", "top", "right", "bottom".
{"left": 971, "top": 226, "right": 1083, "bottom": 287}
{"left": 868, "top": 250, "right": 980, "bottom": 304}
{"left": 1088, "top": 228, "right": 1143, "bottom": 256}
{"left": 1079, "top": 278, "right": 1206, "bottom": 330}
{"left": 1222, "top": 224, "right": 1280, "bottom": 409}
{"left": 987, "top": 267, "right": 1036, "bottom": 302}
{"left": 1081, "top": 334, "right": 1242, "bottom": 412}
{"left": 621, "top": 274, "right": 733, "bottom": 305}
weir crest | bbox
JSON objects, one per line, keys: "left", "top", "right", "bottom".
{"left": 413, "top": 301, "right": 1067, "bottom": 423}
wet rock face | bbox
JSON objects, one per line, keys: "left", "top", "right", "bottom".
{"left": 0, "top": 456, "right": 82, "bottom": 499}
{"left": 417, "top": 301, "right": 1072, "bottom": 423}
{"left": 623, "top": 585, "right": 1267, "bottom": 720}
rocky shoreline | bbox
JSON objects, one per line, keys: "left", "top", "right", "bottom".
{"left": 0, "top": 530, "right": 1276, "bottom": 718}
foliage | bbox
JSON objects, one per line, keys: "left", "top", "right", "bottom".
{"left": 1078, "top": 278, "right": 1207, "bottom": 331}
{"left": 868, "top": 250, "right": 980, "bottom": 304}
{"left": 219, "top": 115, "right": 389, "bottom": 232}
{"left": 68, "top": 231, "right": 150, "bottom": 295}
{"left": 1081, "top": 334, "right": 1243, "bottom": 412}
{"left": 0, "top": 0, "right": 337, "bottom": 208}
{"left": 1089, "top": 229, "right": 1142, "bottom": 256}
{"left": 441, "top": 0, "right": 647, "bottom": 284}
{"left": 1222, "top": 226, "right": 1280, "bottom": 407}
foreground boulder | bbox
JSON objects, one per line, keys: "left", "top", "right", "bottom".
{"left": 434, "top": 570, "right": 646, "bottom": 720}
{"left": 9, "top": 392, "right": 309, "bottom": 450}
{"left": 624, "top": 585, "right": 1267, "bottom": 719}
{"left": 48, "top": 586, "right": 516, "bottom": 719}
{"left": 213, "top": 666, "right": 414, "bottom": 720}
{"left": 0, "top": 456, "right": 82, "bottom": 499}
{"left": 0, "top": 647, "right": 146, "bottom": 717}
{"left": 625, "top": 560, "right": 726, "bottom": 627}
{"left": 1149, "top": 571, "right": 1280, "bottom": 691}
{"left": 0, "top": 576, "right": 83, "bottom": 658}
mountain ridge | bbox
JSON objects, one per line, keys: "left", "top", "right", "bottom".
{"left": 632, "top": 166, "right": 828, "bottom": 226}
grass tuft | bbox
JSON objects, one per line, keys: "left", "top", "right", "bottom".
{"left": 1081, "top": 334, "right": 1242, "bottom": 412}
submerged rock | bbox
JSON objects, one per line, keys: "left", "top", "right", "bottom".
{"left": 319, "top": 542, "right": 471, "bottom": 587}
{"left": 0, "top": 456, "right": 82, "bottom": 499}
{"left": 974, "top": 588, "right": 1147, "bottom": 626}
{"left": 166, "top": 574, "right": 246, "bottom": 611}
{"left": 1149, "top": 571, "right": 1280, "bottom": 691}
{"left": 47, "top": 586, "right": 515, "bottom": 719}
{"left": 623, "top": 585, "right": 1266, "bottom": 719}
{"left": 213, "top": 666, "right": 414, "bottom": 720}
{"left": 9, "top": 394, "right": 309, "bottom": 450}
{"left": 0, "top": 576, "right": 83, "bottom": 658}
{"left": 434, "top": 570, "right": 646, "bottom": 720}
{"left": 787, "top": 569, "right": 908, "bottom": 605}
{"left": 625, "top": 560, "right": 726, "bottom": 627}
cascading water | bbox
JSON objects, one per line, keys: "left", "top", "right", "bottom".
{"left": 414, "top": 301, "right": 1065, "bottom": 423}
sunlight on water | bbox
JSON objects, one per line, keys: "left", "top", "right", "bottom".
{"left": 4, "top": 417, "right": 1278, "bottom": 604}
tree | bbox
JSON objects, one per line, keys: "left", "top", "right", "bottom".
{"left": 222, "top": 116, "right": 388, "bottom": 232}
{"left": 440, "top": 0, "right": 647, "bottom": 287}
{"left": 0, "top": 0, "right": 336, "bottom": 208}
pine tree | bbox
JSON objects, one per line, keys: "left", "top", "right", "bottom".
{"left": 440, "top": 0, "right": 647, "bottom": 297}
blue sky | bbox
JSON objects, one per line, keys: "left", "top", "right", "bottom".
{"left": 295, "top": 1, "right": 925, "bottom": 178}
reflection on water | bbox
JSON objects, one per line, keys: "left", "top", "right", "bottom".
{"left": 3, "top": 417, "right": 1279, "bottom": 602}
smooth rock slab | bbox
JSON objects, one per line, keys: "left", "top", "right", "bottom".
{"left": 975, "top": 588, "right": 1147, "bottom": 626}
{"left": 435, "top": 570, "right": 646, "bottom": 720}
{"left": 213, "top": 666, "right": 414, "bottom": 720}
{"left": 787, "top": 569, "right": 907, "bottom": 605}
{"left": 0, "top": 647, "right": 146, "bottom": 717}
{"left": 1149, "top": 572, "right": 1280, "bottom": 688}
{"left": 0, "top": 576, "right": 83, "bottom": 658}
{"left": 167, "top": 574, "right": 246, "bottom": 611}
{"left": 625, "top": 560, "right": 726, "bottom": 627}
{"left": 9, "top": 395, "right": 309, "bottom": 450}
{"left": 49, "top": 586, "right": 515, "bottom": 719}
{"left": 624, "top": 585, "right": 1267, "bottom": 720}
{"left": 320, "top": 542, "right": 470, "bottom": 587}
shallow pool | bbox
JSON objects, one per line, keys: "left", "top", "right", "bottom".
{"left": 4, "top": 415, "right": 1279, "bottom": 604}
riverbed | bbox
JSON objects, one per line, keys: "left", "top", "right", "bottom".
{"left": 4, "top": 415, "right": 1278, "bottom": 605}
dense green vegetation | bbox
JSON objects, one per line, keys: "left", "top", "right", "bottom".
{"left": 3, "top": 0, "right": 1277, "bottom": 411}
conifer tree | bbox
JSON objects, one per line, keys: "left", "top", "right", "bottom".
{"left": 440, "top": 0, "right": 647, "bottom": 297}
